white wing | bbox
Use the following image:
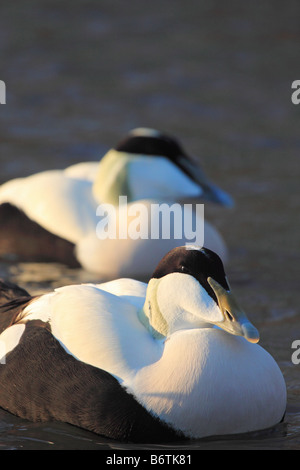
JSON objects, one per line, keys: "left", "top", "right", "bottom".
{"left": 23, "top": 283, "right": 161, "bottom": 382}
{"left": 64, "top": 161, "right": 99, "bottom": 181}
{"left": 0, "top": 170, "right": 98, "bottom": 243}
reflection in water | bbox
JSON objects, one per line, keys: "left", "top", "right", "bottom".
{"left": 0, "top": 406, "right": 294, "bottom": 451}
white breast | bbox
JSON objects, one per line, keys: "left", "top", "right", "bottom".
{"left": 127, "top": 328, "right": 287, "bottom": 439}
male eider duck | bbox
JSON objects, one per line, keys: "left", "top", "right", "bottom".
{"left": 0, "top": 128, "right": 233, "bottom": 278}
{"left": 0, "top": 247, "right": 286, "bottom": 443}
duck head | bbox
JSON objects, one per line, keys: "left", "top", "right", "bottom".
{"left": 139, "top": 246, "right": 259, "bottom": 343}
{"left": 93, "top": 128, "right": 234, "bottom": 206}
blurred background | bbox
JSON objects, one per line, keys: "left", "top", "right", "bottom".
{"left": 0, "top": 0, "right": 299, "bottom": 449}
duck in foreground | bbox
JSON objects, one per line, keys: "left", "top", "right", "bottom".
{"left": 0, "top": 247, "right": 286, "bottom": 443}
{"left": 0, "top": 128, "right": 233, "bottom": 278}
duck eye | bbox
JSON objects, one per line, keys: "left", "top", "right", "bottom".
{"left": 180, "top": 265, "right": 190, "bottom": 274}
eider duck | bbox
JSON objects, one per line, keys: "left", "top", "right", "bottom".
{"left": 0, "top": 247, "right": 286, "bottom": 443}
{"left": 0, "top": 129, "right": 233, "bottom": 278}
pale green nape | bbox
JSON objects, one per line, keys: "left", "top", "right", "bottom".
{"left": 138, "top": 278, "right": 168, "bottom": 340}
{"left": 92, "top": 149, "right": 133, "bottom": 205}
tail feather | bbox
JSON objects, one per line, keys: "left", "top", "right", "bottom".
{"left": 0, "top": 279, "right": 30, "bottom": 305}
{"left": 0, "top": 279, "right": 33, "bottom": 334}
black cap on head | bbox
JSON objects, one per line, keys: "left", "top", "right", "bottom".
{"left": 151, "top": 246, "right": 229, "bottom": 304}
{"left": 115, "top": 128, "right": 205, "bottom": 187}
{"left": 115, "top": 130, "right": 187, "bottom": 161}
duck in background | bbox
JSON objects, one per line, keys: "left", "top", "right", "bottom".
{"left": 0, "top": 128, "right": 233, "bottom": 279}
{"left": 0, "top": 246, "right": 286, "bottom": 442}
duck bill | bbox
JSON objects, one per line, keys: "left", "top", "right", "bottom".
{"left": 207, "top": 277, "right": 260, "bottom": 343}
{"left": 177, "top": 156, "right": 234, "bottom": 207}
{"left": 199, "top": 181, "right": 234, "bottom": 207}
